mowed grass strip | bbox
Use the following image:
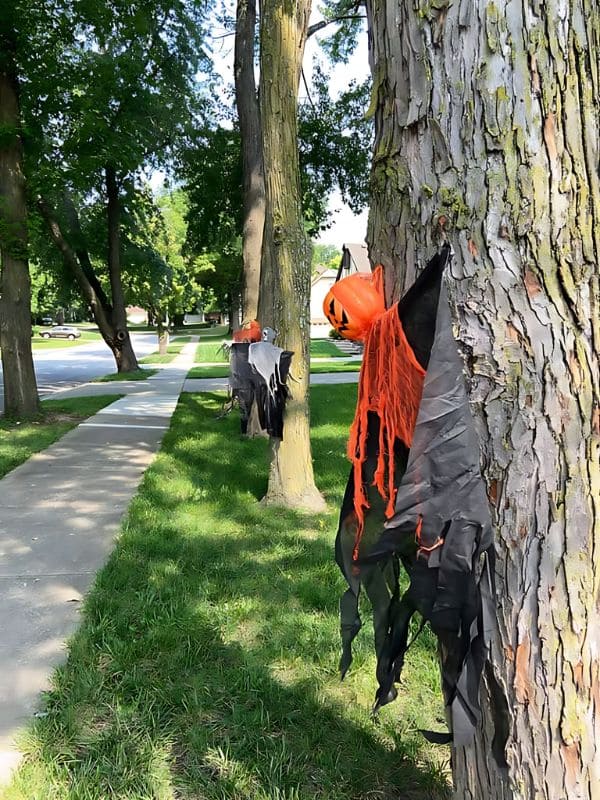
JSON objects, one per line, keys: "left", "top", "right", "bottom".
{"left": 0, "top": 395, "right": 121, "bottom": 479}
{"left": 310, "top": 339, "right": 344, "bottom": 357}
{"left": 93, "top": 368, "right": 158, "bottom": 382}
{"left": 7, "top": 386, "right": 450, "bottom": 800}
{"left": 187, "top": 360, "right": 361, "bottom": 379}
{"left": 139, "top": 343, "right": 186, "bottom": 365}
{"left": 195, "top": 339, "right": 347, "bottom": 366}
{"left": 195, "top": 340, "right": 229, "bottom": 363}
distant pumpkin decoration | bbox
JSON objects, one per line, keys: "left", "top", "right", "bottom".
{"left": 323, "top": 268, "right": 385, "bottom": 341}
{"left": 233, "top": 319, "right": 262, "bottom": 343}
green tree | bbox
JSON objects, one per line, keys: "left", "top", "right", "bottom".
{"left": 299, "top": 72, "right": 371, "bottom": 232}
{"left": 232, "top": 0, "right": 368, "bottom": 323}
{"left": 182, "top": 83, "right": 370, "bottom": 304}
{"left": 311, "top": 243, "right": 341, "bottom": 272}
{"left": 182, "top": 127, "right": 244, "bottom": 328}
{"left": 26, "top": 0, "right": 210, "bottom": 371}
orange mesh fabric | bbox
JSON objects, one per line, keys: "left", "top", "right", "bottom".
{"left": 348, "top": 302, "right": 426, "bottom": 560}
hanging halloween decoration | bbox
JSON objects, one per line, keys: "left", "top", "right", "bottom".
{"left": 323, "top": 270, "right": 386, "bottom": 341}
{"left": 233, "top": 319, "right": 262, "bottom": 343}
{"left": 228, "top": 333, "right": 293, "bottom": 439}
{"left": 335, "top": 245, "right": 495, "bottom": 746}
{"left": 261, "top": 326, "right": 277, "bottom": 344}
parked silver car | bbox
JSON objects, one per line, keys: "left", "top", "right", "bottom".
{"left": 39, "top": 325, "right": 82, "bottom": 340}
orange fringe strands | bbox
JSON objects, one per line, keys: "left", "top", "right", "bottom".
{"left": 348, "top": 299, "right": 425, "bottom": 560}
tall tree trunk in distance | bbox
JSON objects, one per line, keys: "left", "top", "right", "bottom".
{"left": 105, "top": 165, "right": 138, "bottom": 372}
{"left": 38, "top": 196, "right": 137, "bottom": 373}
{"left": 259, "top": 0, "right": 326, "bottom": 512}
{"left": 228, "top": 290, "right": 242, "bottom": 334}
{"left": 154, "top": 307, "right": 169, "bottom": 355}
{"left": 366, "top": 0, "right": 600, "bottom": 797}
{"left": 235, "top": 0, "right": 265, "bottom": 323}
{"left": 0, "top": 33, "right": 39, "bottom": 417}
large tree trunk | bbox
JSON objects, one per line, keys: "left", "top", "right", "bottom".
{"left": 0, "top": 36, "right": 39, "bottom": 418}
{"left": 235, "top": 0, "right": 265, "bottom": 323}
{"left": 366, "top": 1, "right": 600, "bottom": 797}
{"left": 105, "top": 165, "right": 138, "bottom": 372}
{"left": 259, "top": 0, "right": 326, "bottom": 512}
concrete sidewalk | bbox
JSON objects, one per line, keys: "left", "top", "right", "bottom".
{"left": 0, "top": 342, "right": 197, "bottom": 785}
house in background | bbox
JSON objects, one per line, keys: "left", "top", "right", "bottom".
{"left": 310, "top": 242, "right": 371, "bottom": 338}
{"left": 126, "top": 306, "right": 148, "bottom": 325}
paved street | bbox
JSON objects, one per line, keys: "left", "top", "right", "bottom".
{"left": 0, "top": 333, "right": 158, "bottom": 412}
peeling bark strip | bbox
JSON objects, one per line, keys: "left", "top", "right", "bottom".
{"left": 258, "top": 0, "right": 326, "bottom": 511}
{"left": 365, "top": 0, "right": 600, "bottom": 797}
{"left": 0, "top": 30, "right": 39, "bottom": 417}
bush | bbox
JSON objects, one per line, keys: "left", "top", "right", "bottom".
{"left": 328, "top": 327, "right": 343, "bottom": 340}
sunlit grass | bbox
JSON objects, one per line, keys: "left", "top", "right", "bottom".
{"left": 309, "top": 339, "right": 344, "bottom": 357}
{"left": 93, "top": 368, "right": 158, "bottom": 382}
{"left": 139, "top": 343, "right": 186, "bottom": 364}
{"left": 187, "top": 360, "right": 361, "bottom": 379}
{"left": 194, "top": 339, "right": 350, "bottom": 366}
{"left": 5, "top": 386, "right": 449, "bottom": 799}
{"left": 195, "top": 341, "right": 229, "bottom": 363}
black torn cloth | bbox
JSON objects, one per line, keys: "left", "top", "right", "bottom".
{"left": 229, "top": 342, "right": 293, "bottom": 439}
{"left": 335, "top": 246, "right": 495, "bottom": 746}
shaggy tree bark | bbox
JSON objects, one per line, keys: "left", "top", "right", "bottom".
{"left": 366, "top": 0, "right": 600, "bottom": 797}
{"left": 259, "top": 0, "right": 326, "bottom": 511}
{"left": 0, "top": 33, "right": 39, "bottom": 417}
{"left": 235, "top": 0, "right": 265, "bottom": 323}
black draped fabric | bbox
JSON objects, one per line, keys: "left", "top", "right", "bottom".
{"left": 229, "top": 342, "right": 293, "bottom": 439}
{"left": 335, "top": 246, "right": 495, "bottom": 745}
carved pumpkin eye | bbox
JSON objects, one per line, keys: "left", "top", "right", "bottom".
{"left": 323, "top": 273, "right": 386, "bottom": 341}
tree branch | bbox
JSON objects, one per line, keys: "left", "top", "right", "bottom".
{"left": 307, "top": 14, "right": 366, "bottom": 38}
{"left": 37, "top": 196, "right": 114, "bottom": 336}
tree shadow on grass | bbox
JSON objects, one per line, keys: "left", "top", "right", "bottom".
{"left": 10, "top": 389, "right": 450, "bottom": 800}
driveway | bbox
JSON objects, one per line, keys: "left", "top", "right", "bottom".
{"left": 0, "top": 333, "right": 158, "bottom": 412}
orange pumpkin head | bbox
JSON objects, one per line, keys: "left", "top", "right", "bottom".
{"left": 233, "top": 319, "right": 262, "bottom": 343}
{"left": 323, "top": 270, "right": 385, "bottom": 341}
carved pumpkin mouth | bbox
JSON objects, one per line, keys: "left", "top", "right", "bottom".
{"left": 323, "top": 268, "right": 386, "bottom": 341}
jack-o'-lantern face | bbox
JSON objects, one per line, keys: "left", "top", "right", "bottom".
{"left": 323, "top": 272, "right": 385, "bottom": 341}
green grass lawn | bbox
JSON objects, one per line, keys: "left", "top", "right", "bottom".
{"left": 139, "top": 343, "right": 186, "bottom": 365}
{"left": 182, "top": 324, "right": 228, "bottom": 338}
{"left": 187, "top": 360, "right": 361, "bottom": 379}
{"left": 6, "top": 386, "right": 449, "bottom": 800}
{"left": 195, "top": 340, "right": 229, "bottom": 363}
{"left": 93, "top": 368, "right": 158, "bottom": 383}
{"left": 194, "top": 339, "right": 348, "bottom": 366}
{"left": 0, "top": 395, "right": 120, "bottom": 479}
{"left": 310, "top": 339, "right": 344, "bottom": 357}
{"left": 31, "top": 338, "right": 83, "bottom": 350}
